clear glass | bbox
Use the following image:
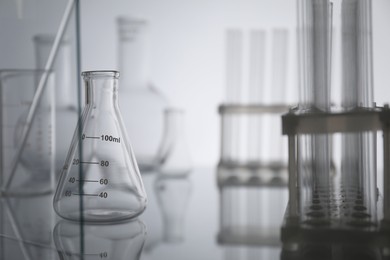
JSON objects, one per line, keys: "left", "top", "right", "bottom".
{"left": 33, "top": 34, "right": 78, "bottom": 176}
{"left": 0, "top": 69, "right": 55, "bottom": 196}
{"left": 156, "top": 108, "right": 192, "bottom": 176}
{"left": 293, "top": 0, "right": 378, "bottom": 229}
{"left": 53, "top": 219, "right": 146, "bottom": 260}
{"left": 117, "top": 16, "right": 168, "bottom": 172}
{"left": 53, "top": 70, "right": 147, "bottom": 222}
{"left": 1, "top": 195, "right": 55, "bottom": 259}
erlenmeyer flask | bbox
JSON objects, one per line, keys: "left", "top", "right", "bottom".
{"left": 117, "top": 16, "right": 168, "bottom": 172}
{"left": 53, "top": 70, "right": 147, "bottom": 222}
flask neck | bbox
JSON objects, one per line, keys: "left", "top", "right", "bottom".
{"left": 117, "top": 17, "right": 150, "bottom": 89}
{"left": 83, "top": 71, "right": 119, "bottom": 109}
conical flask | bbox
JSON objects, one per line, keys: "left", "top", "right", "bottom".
{"left": 53, "top": 70, "right": 147, "bottom": 222}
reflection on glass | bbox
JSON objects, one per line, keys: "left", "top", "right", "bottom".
{"left": 218, "top": 181, "right": 288, "bottom": 246}
{"left": 281, "top": 242, "right": 384, "bottom": 260}
{"left": 155, "top": 175, "right": 192, "bottom": 243}
{"left": 0, "top": 195, "right": 55, "bottom": 259}
{"left": 53, "top": 219, "right": 146, "bottom": 260}
{"left": 217, "top": 168, "right": 288, "bottom": 259}
{"left": 0, "top": 70, "right": 55, "bottom": 196}
{"left": 140, "top": 173, "right": 163, "bottom": 253}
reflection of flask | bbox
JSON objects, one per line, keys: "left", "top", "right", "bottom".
{"left": 53, "top": 219, "right": 146, "bottom": 260}
{"left": 117, "top": 17, "right": 168, "bottom": 172}
{"left": 53, "top": 71, "right": 147, "bottom": 222}
{"left": 6, "top": 195, "right": 55, "bottom": 259}
{"left": 139, "top": 173, "right": 163, "bottom": 253}
{"left": 157, "top": 109, "right": 192, "bottom": 176}
{"left": 155, "top": 176, "right": 192, "bottom": 243}
{"left": 33, "top": 34, "right": 78, "bottom": 175}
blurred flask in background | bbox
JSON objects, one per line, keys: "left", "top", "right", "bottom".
{"left": 156, "top": 108, "right": 192, "bottom": 176}
{"left": 117, "top": 16, "right": 168, "bottom": 173}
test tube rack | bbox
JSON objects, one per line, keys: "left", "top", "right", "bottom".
{"left": 281, "top": 105, "right": 390, "bottom": 248}
{"left": 217, "top": 103, "right": 290, "bottom": 187}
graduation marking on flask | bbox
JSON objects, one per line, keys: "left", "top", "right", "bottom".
{"left": 81, "top": 133, "right": 121, "bottom": 143}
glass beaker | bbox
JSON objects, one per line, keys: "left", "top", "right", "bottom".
{"left": 117, "top": 16, "right": 168, "bottom": 172}
{"left": 0, "top": 69, "right": 55, "bottom": 196}
{"left": 156, "top": 108, "right": 192, "bottom": 176}
{"left": 53, "top": 70, "right": 147, "bottom": 222}
{"left": 33, "top": 34, "right": 78, "bottom": 176}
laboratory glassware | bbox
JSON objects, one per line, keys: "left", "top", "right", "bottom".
{"left": 140, "top": 173, "right": 163, "bottom": 253}
{"left": 282, "top": 0, "right": 390, "bottom": 248}
{"left": 0, "top": 69, "right": 55, "bottom": 196}
{"left": 156, "top": 108, "right": 192, "bottom": 176}
{"left": 53, "top": 70, "right": 147, "bottom": 222}
{"left": 218, "top": 29, "right": 290, "bottom": 184}
{"left": 34, "top": 34, "right": 78, "bottom": 176}
{"left": 117, "top": 16, "right": 168, "bottom": 172}
{"left": 1, "top": 195, "right": 55, "bottom": 259}
{"left": 54, "top": 219, "right": 146, "bottom": 260}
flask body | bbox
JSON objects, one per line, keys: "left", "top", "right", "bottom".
{"left": 53, "top": 71, "right": 147, "bottom": 222}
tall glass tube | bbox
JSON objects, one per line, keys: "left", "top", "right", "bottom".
{"left": 297, "top": 0, "right": 333, "bottom": 225}
{"left": 341, "top": 0, "right": 377, "bottom": 225}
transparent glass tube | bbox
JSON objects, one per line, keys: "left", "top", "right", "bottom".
{"left": 297, "top": 0, "right": 333, "bottom": 224}
{"left": 298, "top": 0, "right": 332, "bottom": 111}
{"left": 340, "top": 0, "right": 377, "bottom": 225}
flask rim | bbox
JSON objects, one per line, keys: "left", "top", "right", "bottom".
{"left": 81, "top": 70, "right": 120, "bottom": 79}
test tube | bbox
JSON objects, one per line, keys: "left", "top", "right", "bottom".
{"left": 297, "top": 0, "right": 333, "bottom": 222}
{"left": 341, "top": 0, "right": 376, "bottom": 226}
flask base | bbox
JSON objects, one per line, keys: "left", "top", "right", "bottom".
{"left": 59, "top": 208, "right": 145, "bottom": 222}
